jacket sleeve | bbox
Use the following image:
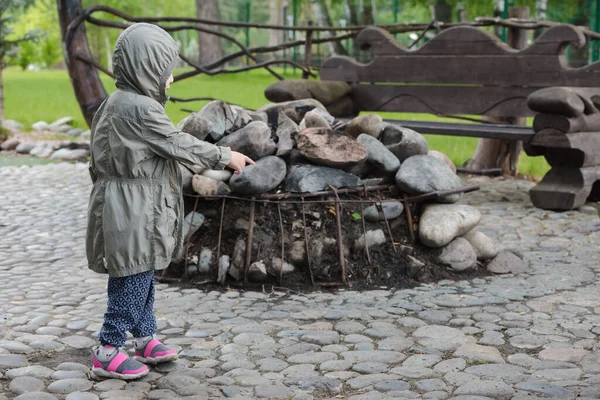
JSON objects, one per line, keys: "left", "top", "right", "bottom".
{"left": 140, "top": 103, "right": 232, "bottom": 170}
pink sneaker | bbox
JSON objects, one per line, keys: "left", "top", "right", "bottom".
{"left": 91, "top": 347, "right": 149, "bottom": 380}
{"left": 134, "top": 338, "right": 178, "bottom": 364}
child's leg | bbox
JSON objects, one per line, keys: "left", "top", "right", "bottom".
{"left": 130, "top": 270, "right": 157, "bottom": 341}
{"left": 93, "top": 270, "right": 154, "bottom": 380}
{"left": 99, "top": 270, "right": 156, "bottom": 347}
{"left": 131, "top": 270, "right": 178, "bottom": 364}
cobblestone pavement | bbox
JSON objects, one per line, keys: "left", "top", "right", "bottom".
{"left": 0, "top": 163, "right": 599, "bottom": 400}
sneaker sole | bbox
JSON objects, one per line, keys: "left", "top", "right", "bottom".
{"left": 91, "top": 367, "right": 149, "bottom": 380}
{"left": 134, "top": 353, "right": 179, "bottom": 365}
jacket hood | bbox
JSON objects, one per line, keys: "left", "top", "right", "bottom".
{"left": 113, "top": 23, "right": 179, "bottom": 105}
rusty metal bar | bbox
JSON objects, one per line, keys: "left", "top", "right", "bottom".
{"left": 215, "top": 198, "right": 226, "bottom": 282}
{"left": 244, "top": 199, "right": 256, "bottom": 283}
{"left": 402, "top": 195, "right": 415, "bottom": 244}
{"left": 301, "top": 197, "right": 315, "bottom": 285}
{"left": 277, "top": 203, "right": 285, "bottom": 285}
{"left": 329, "top": 186, "right": 346, "bottom": 283}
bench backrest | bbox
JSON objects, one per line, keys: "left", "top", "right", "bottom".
{"left": 320, "top": 25, "right": 599, "bottom": 118}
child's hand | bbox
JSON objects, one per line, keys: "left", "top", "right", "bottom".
{"left": 228, "top": 151, "right": 255, "bottom": 175}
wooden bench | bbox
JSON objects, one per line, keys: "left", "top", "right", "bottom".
{"left": 319, "top": 24, "right": 600, "bottom": 211}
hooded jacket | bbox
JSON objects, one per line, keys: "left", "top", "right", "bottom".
{"left": 86, "top": 23, "right": 231, "bottom": 277}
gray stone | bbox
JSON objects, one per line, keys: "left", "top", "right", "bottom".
{"left": 453, "top": 344, "right": 505, "bottom": 364}
{"left": 383, "top": 125, "right": 428, "bottom": 162}
{"left": 177, "top": 113, "right": 212, "bottom": 141}
{"left": 57, "top": 363, "right": 89, "bottom": 372}
{"left": 352, "top": 362, "right": 388, "bottom": 374}
{"left": 374, "top": 380, "right": 411, "bottom": 392}
{"left": 428, "top": 150, "right": 456, "bottom": 173}
{"left": 247, "top": 261, "right": 268, "bottom": 282}
{"left": 345, "top": 114, "right": 383, "bottom": 139}
{"left": 0, "top": 341, "right": 33, "bottom": 354}
{"left": 156, "top": 374, "right": 205, "bottom": 396}
{"left": 47, "top": 379, "right": 94, "bottom": 394}
{"left": 15, "top": 142, "right": 35, "bottom": 154}
{"left": 357, "top": 134, "right": 400, "bottom": 174}
{"left": 437, "top": 238, "right": 478, "bottom": 272}
{"left": 94, "top": 379, "right": 127, "bottom": 391}
{"left": 302, "top": 110, "right": 331, "bottom": 129}
{"left": 217, "top": 121, "right": 277, "bottom": 161}
{"left": 52, "top": 370, "right": 88, "bottom": 380}
{"left": 285, "top": 376, "right": 342, "bottom": 394}
{"left": 454, "top": 380, "right": 515, "bottom": 399}
{"left": 233, "top": 333, "right": 275, "bottom": 346}
{"left": 195, "top": 100, "right": 236, "bottom": 141}
{"left": 355, "top": 229, "right": 387, "bottom": 250}
{"left": 60, "top": 335, "right": 96, "bottom": 349}
{"left": 258, "top": 99, "right": 327, "bottom": 124}
{"left": 301, "top": 331, "right": 340, "bottom": 345}
{"left": 413, "top": 325, "right": 472, "bottom": 351}
{"left": 201, "top": 169, "right": 232, "bottom": 182}
{"left": 434, "top": 358, "right": 466, "bottom": 373}
{"left": 218, "top": 255, "right": 230, "bottom": 284}
{"left": 9, "top": 376, "right": 46, "bottom": 394}
{"left": 296, "top": 128, "right": 368, "bottom": 168}
{"left": 363, "top": 202, "right": 404, "bottom": 222}
{"left": 1, "top": 137, "right": 20, "bottom": 151}
{"left": 389, "top": 366, "right": 440, "bottom": 379}
{"left": 229, "top": 156, "right": 286, "bottom": 194}
{"left": 191, "top": 175, "right": 231, "bottom": 197}
{"left": 268, "top": 258, "right": 295, "bottom": 276}
{"left": 395, "top": 155, "right": 463, "bottom": 201}
{"left": 50, "top": 148, "right": 90, "bottom": 161}
{"left": 486, "top": 251, "right": 528, "bottom": 274}
{"left": 415, "top": 378, "right": 447, "bottom": 391}
{"left": 14, "top": 393, "right": 58, "bottom": 400}
{"left": 462, "top": 229, "right": 498, "bottom": 261}
{"left": 341, "top": 351, "right": 405, "bottom": 364}
{"left": 0, "top": 354, "right": 28, "bottom": 370}
{"left": 275, "top": 111, "right": 298, "bottom": 156}
{"left": 419, "top": 204, "right": 482, "bottom": 248}
{"left": 284, "top": 165, "right": 360, "bottom": 193}
{"left": 255, "top": 383, "right": 294, "bottom": 399}
{"left": 513, "top": 381, "right": 572, "bottom": 398}
{"left": 6, "top": 366, "right": 54, "bottom": 379}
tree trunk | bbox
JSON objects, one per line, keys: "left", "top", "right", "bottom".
{"left": 268, "top": 0, "right": 284, "bottom": 57}
{"left": 534, "top": 0, "right": 547, "bottom": 39}
{"left": 457, "top": 1, "right": 467, "bottom": 22}
{"left": 429, "top": 0, "right": 452, "bottom": 22}
{"left": 464, "top": 7, "right": 529, "bottom": 176}
{"left": 363, "top": 0, "right": 374, "bottom": 25}
{"left": 196, "top": 0, "right": 223, "bottom": 66}
{"left": 310, "top": 0, "right": 348, "bottom": 56}
{"left": 345, "top": 0, "right": 360, "bottom": 58}
{"left": 0, "top": 58, "right": 4, "bottom": 122}
{"left": 57, "top": 0, "right": 108, "bottom": 128}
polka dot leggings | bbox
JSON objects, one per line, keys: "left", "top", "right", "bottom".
{"left": 98, "top": 270, "right": 156, "bottom": 347}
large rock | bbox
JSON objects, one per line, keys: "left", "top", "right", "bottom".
{"left": 462, "top": 229, "right": 498, "bottom": 261}
{"left": 296, "top": 128, "right": 368, "bottom": 168}
{"left": 345, "top": 115, "right": 382, "bottom": 139}
{"left": 300, "top": 110, "right": 331, "bottom": 129}
{"left": 437, "top": 237, "right": 478, "bottom": 272}
{"left": 192, "top": 175, "right": 231, "bottom": 197}
{"left": 383, "top": 125, "right": 428, "bottom": 162}
{"left": 284, "top": 165, "right": 360, "bottom": 193}
{"left": 264, "top": 79, "right": 352, "bottom": 106}
{"left": 357, "top": 134, "right": 400, "bottom": 174}
{"left": 326, "top": 96, "right": 357, "bottom": 117}
{"left": 196, "top": 100, "right": 236, "bottom": 142}
{"left": 428, "top": 150, "right": 456, "bottom": 173}
{"left": 395, "top": 155, "right": 464, "bottom": 202}
{"left": 177, "top": 113, "right": 212, "bottom": 141}
{"left": 355, "top": 229, "right": 386, "bottom": 249}
{"left": 363, "top": 202, "right": 404, "bottom": 222}
{"left": 486, "top": 251, "right": 528, "bottom": 274}
{"left": 229, "top": 156, "right": 287, "bottom": 195}
{"left": 269, "top": 258, "right": 295, "bottom": 276}
{"left": 247, "top": 261, "right": 268, "bottom": 282}
{"left": 257, "top": 99, "right": 327, "bottom": 124}
{"left": 275, "top": 111, "right": 298, "bottom": 157}
{"left": 30, "top": 144, "right": 55, "bottom": 158}
{"left": 419, "top": 204, "right": 481, "bottom": 248}
{"left": 15, "top": 143, "right": 35, "bottom": 154}
{"left": 201, "top": 169, "right": 232, "bottom": 182}
{"left": 217, "top": 121, "right": 276, "bottom": 161}
{"left": 49, "top": 148, "right": 89, "bottom": 161}
{"left": 1, "top": 137, "right": 20, "bottom": 151}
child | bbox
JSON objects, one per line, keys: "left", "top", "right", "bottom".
{"left": 86, "top": 23, "right": 253, "bottom": 380}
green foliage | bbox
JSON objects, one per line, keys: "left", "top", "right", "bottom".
{"left": 40, "top": 37, "right": 61, "bottom": 68}
{"left": 14, "top": 40, "right": 37, "bottom": 70}
{"left": 1, "top": 0, "right": 41, "bottom": 61}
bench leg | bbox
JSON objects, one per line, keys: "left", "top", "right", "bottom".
{"left": 529, "top": 166, "right": 600, "bottom": 210}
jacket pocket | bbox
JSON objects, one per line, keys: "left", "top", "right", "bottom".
{"left": 164, "top": 195, "right": 177, "bottom": 236}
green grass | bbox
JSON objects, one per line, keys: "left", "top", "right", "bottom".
{"left": 4, "top": 67, "right": 549, "bottom": 177}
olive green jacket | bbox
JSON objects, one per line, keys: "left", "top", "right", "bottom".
{"left": 86, "top": 23, "right": 231, "bottom": 277}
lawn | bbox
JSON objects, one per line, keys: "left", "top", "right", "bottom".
{"left": 3, "top": 67, "right": 549, "bottom": 177}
